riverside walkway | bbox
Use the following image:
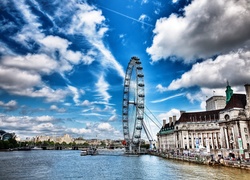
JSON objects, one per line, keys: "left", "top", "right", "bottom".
{"left": 149, "top": 151, "right": 250, "bottom": 170}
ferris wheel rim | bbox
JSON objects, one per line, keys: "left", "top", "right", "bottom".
{"left": 122, "top": 57, "right": 145, "bottom": 150}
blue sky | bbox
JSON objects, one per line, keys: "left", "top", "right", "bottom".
{"left": 0, "top": 0, "right": 250, "bottom": 140}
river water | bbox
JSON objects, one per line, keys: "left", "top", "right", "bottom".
{"left": 0, "top": 150, "right": 249, "bottom": 180}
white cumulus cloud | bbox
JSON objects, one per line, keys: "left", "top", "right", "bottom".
{"left": 167, "top": 50, "right": 250, "bottom": 90}
{"left": 147, "top": 0, "right": 250, "bottom": 63}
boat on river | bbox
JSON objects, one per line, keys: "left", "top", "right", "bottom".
{"left": 97, "top": 148, "right": 125, "bottom": 156}
{"left": 80, "top": 147, "right": 98, "bottom": 156}
{"left": 31, "top": 146, "right": 43, "bottom": 150}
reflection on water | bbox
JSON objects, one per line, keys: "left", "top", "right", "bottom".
{"left": 0, "top": 150, "right": 249, "bottom": 180}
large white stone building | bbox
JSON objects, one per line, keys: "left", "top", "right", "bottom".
{"left": 157, "top": 84, "right": 250, "bottom": 159}
{"left": 35, "top": 134, "right": 74, "bottom": 144}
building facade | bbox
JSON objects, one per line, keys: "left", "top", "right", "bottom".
{"left": 157, "top": 84, "right": 250, "bottom": 159}
{"left": 206, "top": 96, "right": 226, "bottom": 111}
{"left": 0, "top": 130, "right": 15, "bottom": 141}
{"left": 35, "top": 134, "right": 74, "bottom": 144}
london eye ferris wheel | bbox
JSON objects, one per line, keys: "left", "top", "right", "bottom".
{"left": 122, "top": 57, "right": 145, "bottom": 154}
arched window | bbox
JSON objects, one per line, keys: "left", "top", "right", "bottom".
{"left": 224, "top": 114, "right": 230, "bottom": 120}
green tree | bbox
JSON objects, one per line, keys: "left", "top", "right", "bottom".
{"left": 42, "top": 141, "right": 49, "bottom": 146}
{"left": 62, "top": 141, "right": 67, "bottom": 147}
{"left": 0, "top": 138, "right": 19, "bottom": 149}
{"left": 140, "top": 144, "right": 150, "bottom": 149}
{"left": 100, "top": 141, "right": 106, "bottom": 147}
{"left": 36, "top": 141, "right": 42, "bottom": 147}
{"left": 83, "top": 142, "right": 89, "bottom": 147}
{"left": 0, "top": 140, "right": 4, "bottom": 149}
{"left": 8, "top": 137, "right": 18, "bottom": 148}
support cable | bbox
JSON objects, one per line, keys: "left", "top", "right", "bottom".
{"left": 145, "top": 105, "right": 162, "bottom": 127}
{"left": 142, "top": 121, "right": 153, "bottom": 141}
{"left": 143, "top": 110, "right": 161, "bottom": 129}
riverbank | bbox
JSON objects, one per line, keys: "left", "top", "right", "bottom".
{"left": 150, "top": 152, "right": 250, "bottom": 170}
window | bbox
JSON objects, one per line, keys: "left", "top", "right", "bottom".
{"left": 244, "top": 128, "right": 247, "bottom": 133}
{"left": 246, "top": 135, "right": 249, "bottom": 140}
{"left": 224, "top": 114, "right": 230, "bottom": 120}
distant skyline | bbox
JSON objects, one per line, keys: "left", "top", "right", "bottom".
{"left": 1, "top": 0, "right": 250, "bottom": 140}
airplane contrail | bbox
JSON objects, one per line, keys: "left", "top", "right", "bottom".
{"left": 151, "top": 93, "right": 185, "bottom": 103}
{"left": 100, "top": 6, "right": 154, "bottom": 27}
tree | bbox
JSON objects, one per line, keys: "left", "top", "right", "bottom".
{"left": 0, "top": 138, "right": 19, "bottom": 149}
{"left": 0, "top": 141, "right": 4, "bottom": 149}
{"left": 83, "top": 142, "right": 89, "bottom": 147}
{"left": 100, "top": 141, "right": 106, "bottom": 147}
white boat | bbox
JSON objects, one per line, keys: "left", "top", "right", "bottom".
{"left": 31, "top": 146, "right": 42, "bottom": 150}
{"left": 80, "top": 147, "right": 98, "bottom": 156}
{"left": 80, "top": 150, "right": 88, "bottom": 156}
{"left": 98, "top": 148, "right": 125, "bottom": 156}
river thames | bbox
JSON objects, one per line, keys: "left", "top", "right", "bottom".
{"left": 0, "top": 150, "right": 249, "bottom": 180}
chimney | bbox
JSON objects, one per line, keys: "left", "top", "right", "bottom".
{"left": 173, "top": 115, "right": 176, "bottom": 125}
{"left": 180, "top": 111, "right": 186, "bottom": 115}
{"left": 245, "top": 84, "right": 250, "bottom": 117}
{"left": 169, "top": 117, "right": 172, "bottom": 125}
{"left": 163, "top": 119, "right": 166, "bottom": 127}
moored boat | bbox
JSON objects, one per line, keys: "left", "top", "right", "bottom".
{"left": 80, "top": 147, "right": 98, "bottom": 156}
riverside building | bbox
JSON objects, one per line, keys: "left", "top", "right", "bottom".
{"left": 157, "top": 84, "right": 250, "bottom": 160}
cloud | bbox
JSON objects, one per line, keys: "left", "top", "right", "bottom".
{"left": 141, "top": 0, "right": 149, "bottom": 4}
{"left": 33, "top": 123, "right": 54, "bottom": 131}
{"left": 68, "top": 85, "right": 83, "bottom": 105}
{"left": 0, "top": 115, "right": 56, "bottom": 130}
{"left": 161, "top": 50, "right": 250, "bottom": 108}
{"left": 138, "top": 14, "right": 151, "bottom": 28}
{"left": 68, "top": 128, "right": 92, "bottom": 135}
{"left": 167, "top": 50, "right": 250, "bottom": 90}
{"left": 93, "top": 42, "right": 126, "bottom": 78}
{"left": 147, "top": 0, "right": 250, "bottom": 63}
{"left": 65, "top": 2, "right": 126, "bottom": 78}
{"left": 0, "top": 100, "right": 18, "bottom": 111}
{"left": 39, "top": 35, "right": 90, "bottom": 66}
{"left": 11, "top": 86, "right": 69, "bottom": 102}
{"left": 50, "top": 105, "right": 66, "bottom": 113}
{"left": 2, "top": 54, "right": 58, "bottom": 74}
{"left": 138, "top": 14, "right": 149, "bottom": 22}
{"left": 95, "top": 75, "right": 111, "bottom": 102}
{"left": 157, "top": 109, "right": 180, "bottom": 123}
{"left": 0, "top": 66, "right": 41, "bottom": 91}
{"left": 97, "top": 122, "right": 114, "bottom": 131}
{"left": 36, "top": 115, "right": 55, "bottom": 122}
{"left": 39, "top": 35, "right": 70, "bottom": 52}
{"left": 0, "top": 113, "right": 121, "bottom": 139}
{"left": 82, "top": 100, "right": 92, "bottom": 106}
{"left": 156, "top": 84, "right": 168, "bottom": 93}
{"left": 82, "top": 121, "right": 122, "bottom": 139}
{"left": 119, "top": 34, "right": 127, "bottom": 46}
{"left": 0, "top": 114, "right": 86, "bottom": 138}
{"left": 108, "top": 114, "right": 117, "bottom": 122}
